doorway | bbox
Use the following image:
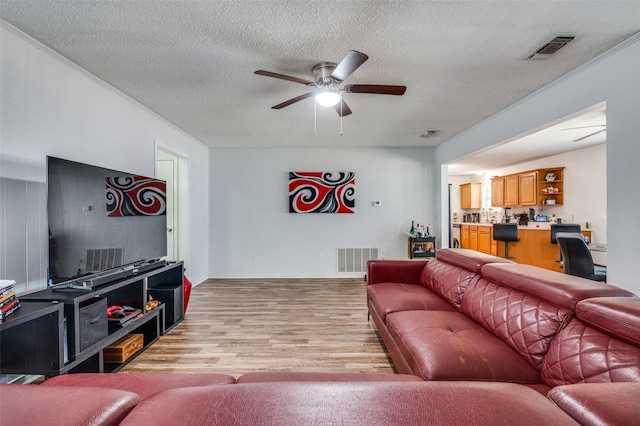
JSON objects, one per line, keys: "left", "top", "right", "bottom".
{"left": 156, "top": 147, "right": 189, "bottom": 267}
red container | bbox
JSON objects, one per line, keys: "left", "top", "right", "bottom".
{"left": 183, "top": 270, "right": 192, "bottom": 314}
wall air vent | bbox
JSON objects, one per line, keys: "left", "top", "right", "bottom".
{"left": 526, "top": 34, "right": 575, "bottom": 60}
{"left": 337, "top": 248, "right": 378, "bottom": 273}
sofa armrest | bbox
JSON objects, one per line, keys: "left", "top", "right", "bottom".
{"left": 0, "top": 384, "right": 140, "bottom": 426}
{"left": 548, "top": 383, "right": 640, "bottom": 426}
{"left": 367, "top": 259, "right": 427, "bottom": 285}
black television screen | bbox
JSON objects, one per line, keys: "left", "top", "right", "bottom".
{"left": 47, "top": 156, "right": 167, "bottom": 283}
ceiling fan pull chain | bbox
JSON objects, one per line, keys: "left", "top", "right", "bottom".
{"left": 340, "top": 98, "right": 343, "bottom": 136}
{"left": 314, "top": 99, "right": 317, "bottom": 137}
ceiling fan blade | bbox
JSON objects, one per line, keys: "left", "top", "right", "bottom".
{"left": 272, "top": 92, "right": 315, "bottom": 109}
{"left": 344, "top": 84, "right": 406, "bottom": 95}
{"left": 563, "top": 124, "right": 606, "bottom": 131}
{"left": 574, "top": 128, "right": 607, "bottom": 142}
{"left": 334, "top": 99, "right": 352, "bottom": 117}
{"left": 254, "top": 70, "right": 314, "bottom": 86}
{"left": 331, "top": 50, "right": 369, "bottom": 81}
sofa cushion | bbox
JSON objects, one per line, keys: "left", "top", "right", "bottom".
{"left": 0, "top": 384, "right": 140, "bottom": 426}
{"left": 418, "top": 249, "right": 513, "bottom": 310}
{"left": 461, "top": 275, "right": 573, "bottom": 370}
{"left": 120, "top": 381, "right": 578, "bottom": 426}
{"left": 42, "top": 372, "right": 236, "bottom": 399}
{"left": 540, "top": 298, "right": 640, "bottom": 386}
{"left": 548, "top": 383, "right": 640, "bottom": 426}
{"left": 367, "top": 283, "right": 455, "bottom": 324}
{"left": 386, "top": 310, "right": 541, "bottom": 383}
{"left": 237, "top": 371, "right": 422, "bottom": 383}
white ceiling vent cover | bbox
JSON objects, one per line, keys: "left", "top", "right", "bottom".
{"left": 526, "top": 34, "right": 576, "bottom": 60}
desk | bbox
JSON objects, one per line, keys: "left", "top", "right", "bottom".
{"left": 589, "top": 244, "right": 607, "bottom": 267}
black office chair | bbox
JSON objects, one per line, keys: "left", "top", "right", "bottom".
{"left": 556, "top": 232, "right": 607, "bottom": 282}
{"left": 550, "top": 224, "right": 581, "bottom": 267}
{"left": 493, "top": 223, "right": 519, "bottom": 259}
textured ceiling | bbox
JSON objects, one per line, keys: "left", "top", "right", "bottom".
{"left": 1, "top": 1, "right": 639, "bottom": 170}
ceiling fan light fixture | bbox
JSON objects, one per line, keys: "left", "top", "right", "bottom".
{"left": 315, "top": 91, "right": 341, "bottom": 107}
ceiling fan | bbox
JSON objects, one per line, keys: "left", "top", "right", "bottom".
{"left": 562, "top": 124, "right": 607, "bottom": 142}
{"left": 254, "top": 50, "right": 406, "bottom": 117}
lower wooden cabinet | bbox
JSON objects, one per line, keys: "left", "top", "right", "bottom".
{"left": 477, "top": 226, "right": 492, "bottom": 254}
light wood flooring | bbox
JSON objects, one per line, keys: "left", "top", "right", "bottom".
{"left": 122, "top": 278, "right": 395, "bottom": 377}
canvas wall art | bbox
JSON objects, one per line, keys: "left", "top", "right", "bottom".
{"left": 289, "top": 172, "right": 355, "bottom": 214}
{"left": 106, "top": 176, "right": 167, "bottom": 217}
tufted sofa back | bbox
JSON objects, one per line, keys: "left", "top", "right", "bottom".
{"left": 541, "top": 297, "right": 640, "bottom": 386}
{"left": 419, "top": 248, "right": 513, "bottom": 310}
{"left": 461, "top": 263, "right": 636, "bottom": 370}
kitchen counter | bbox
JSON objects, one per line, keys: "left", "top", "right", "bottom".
{"left": 456, "top": 222, "right": 588, "bottom": 231}
{"left": 456, "top": 222, "right": 593, "bottom": 272}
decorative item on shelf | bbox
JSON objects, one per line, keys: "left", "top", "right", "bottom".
{"left": 544, "top": 172, "right": 557, "bottom": 181}
{"left": 146, "top": 295, "right": 160, "bottom": 312}
{"left": 409, "top": 220, "right": 416, "bottom": 235}
{"left": 0, "top": 280, "right": 20, "bottom": 321}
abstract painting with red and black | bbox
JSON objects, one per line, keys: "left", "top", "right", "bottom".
{"left": 289, "top": 172, "right": 355, "bottom": 214}
{"left": 106, "top": 176, "right": 167, "bottom": 217}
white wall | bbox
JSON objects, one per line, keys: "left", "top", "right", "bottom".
{"left": 210, "top": 147, "right": 435, "bottom": 277}
{"left": 0, "top": 24, "right": 210, "bottom": 294}
{"left": 435, "top": 34, "right": 640, "bottom": 294}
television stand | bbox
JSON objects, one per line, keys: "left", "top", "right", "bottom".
{"left": 4, "top": 261, "right": 184, "bottom": 377}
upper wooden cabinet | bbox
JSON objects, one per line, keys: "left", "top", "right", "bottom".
{"left": 460, "top": 182, "right": 482, "bottom": 209}
{"left": 504, "top": 175, "right": 520, "bottom": 206}
{"left": 491, "top": 177, "right": 505, "bottom": 207}
{"left": 492, "top": 168, "right": 563, "bottom": 207}
{"left": 518, "top": 171, "right": 538, "bottom": 206}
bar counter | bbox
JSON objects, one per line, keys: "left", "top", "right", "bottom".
{"left": 457, "top": 222, "right": 594, "bottom": 272}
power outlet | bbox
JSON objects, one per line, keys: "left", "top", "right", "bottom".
{"left": 250, "top": 255, "right": 256, "bottom": 262}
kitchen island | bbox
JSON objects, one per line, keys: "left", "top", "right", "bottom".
{"left": 458, "top": 222, "right": 593, "bottom": 272}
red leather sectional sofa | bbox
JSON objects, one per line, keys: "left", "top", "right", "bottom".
{"left": 1, "top": 248, "right": 639, "bottom": 425}
{"left": 4, "top": 371, "right": 638, "bottom": 425}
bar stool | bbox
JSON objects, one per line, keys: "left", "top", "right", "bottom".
{"left": 493, "top": 223, "right": 519, "bottom": 259}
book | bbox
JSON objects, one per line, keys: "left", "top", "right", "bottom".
{"left": 1, "top": 299, "right": 21, "bottom": 320}
{"left": 0, "top": 294, "right": 17, "bottom": 309}
{"left": 0, "top": 280, "right": 16, "bottom": 291}
{"left": 0, "top": 290, "right": 16, "bottom": 305}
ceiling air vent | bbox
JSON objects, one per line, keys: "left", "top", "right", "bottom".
{"left": 526, "top": 34, "right": 575, "bottom": 60}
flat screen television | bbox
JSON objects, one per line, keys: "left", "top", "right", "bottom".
{"left": 47, "top": 156, "right": 167, "bottom": 284}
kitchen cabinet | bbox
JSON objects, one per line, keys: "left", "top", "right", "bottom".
{"left": 518, "top": 171, "right": 538, "bottom": 206}
{"left": 491, "top": 177, "right": 505, "bottom": 207}
{"left": 460, "top": 182, "right": 482, "bottom": 209}
{"left": 477, "top": 226, "right": 492, "bottom": 254}
{"left": 460, "top": 225, "right": 479, "bottom": 251}
{"left": 504, "top": 175, "right": 520, "bottom": 206}
{"left": 494, "top": 167, "right": 564, "bottom": 207}
{"left": 460, "top": 225, "right": 470, "bottom": 249}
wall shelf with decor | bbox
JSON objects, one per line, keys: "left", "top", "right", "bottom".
{"left": 538, "top": 167, "right": 565, "bottom": 206}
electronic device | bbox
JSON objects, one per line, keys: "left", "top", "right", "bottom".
{"left": 47, "top": 156, "right": 167, "bottom": 286}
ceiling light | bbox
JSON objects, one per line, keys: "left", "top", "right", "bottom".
{"left": 315, "top": 91, "right": 341, "bottom": 107}
{"left": 421, "top": 130, "right": 437, "bottom": 138}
